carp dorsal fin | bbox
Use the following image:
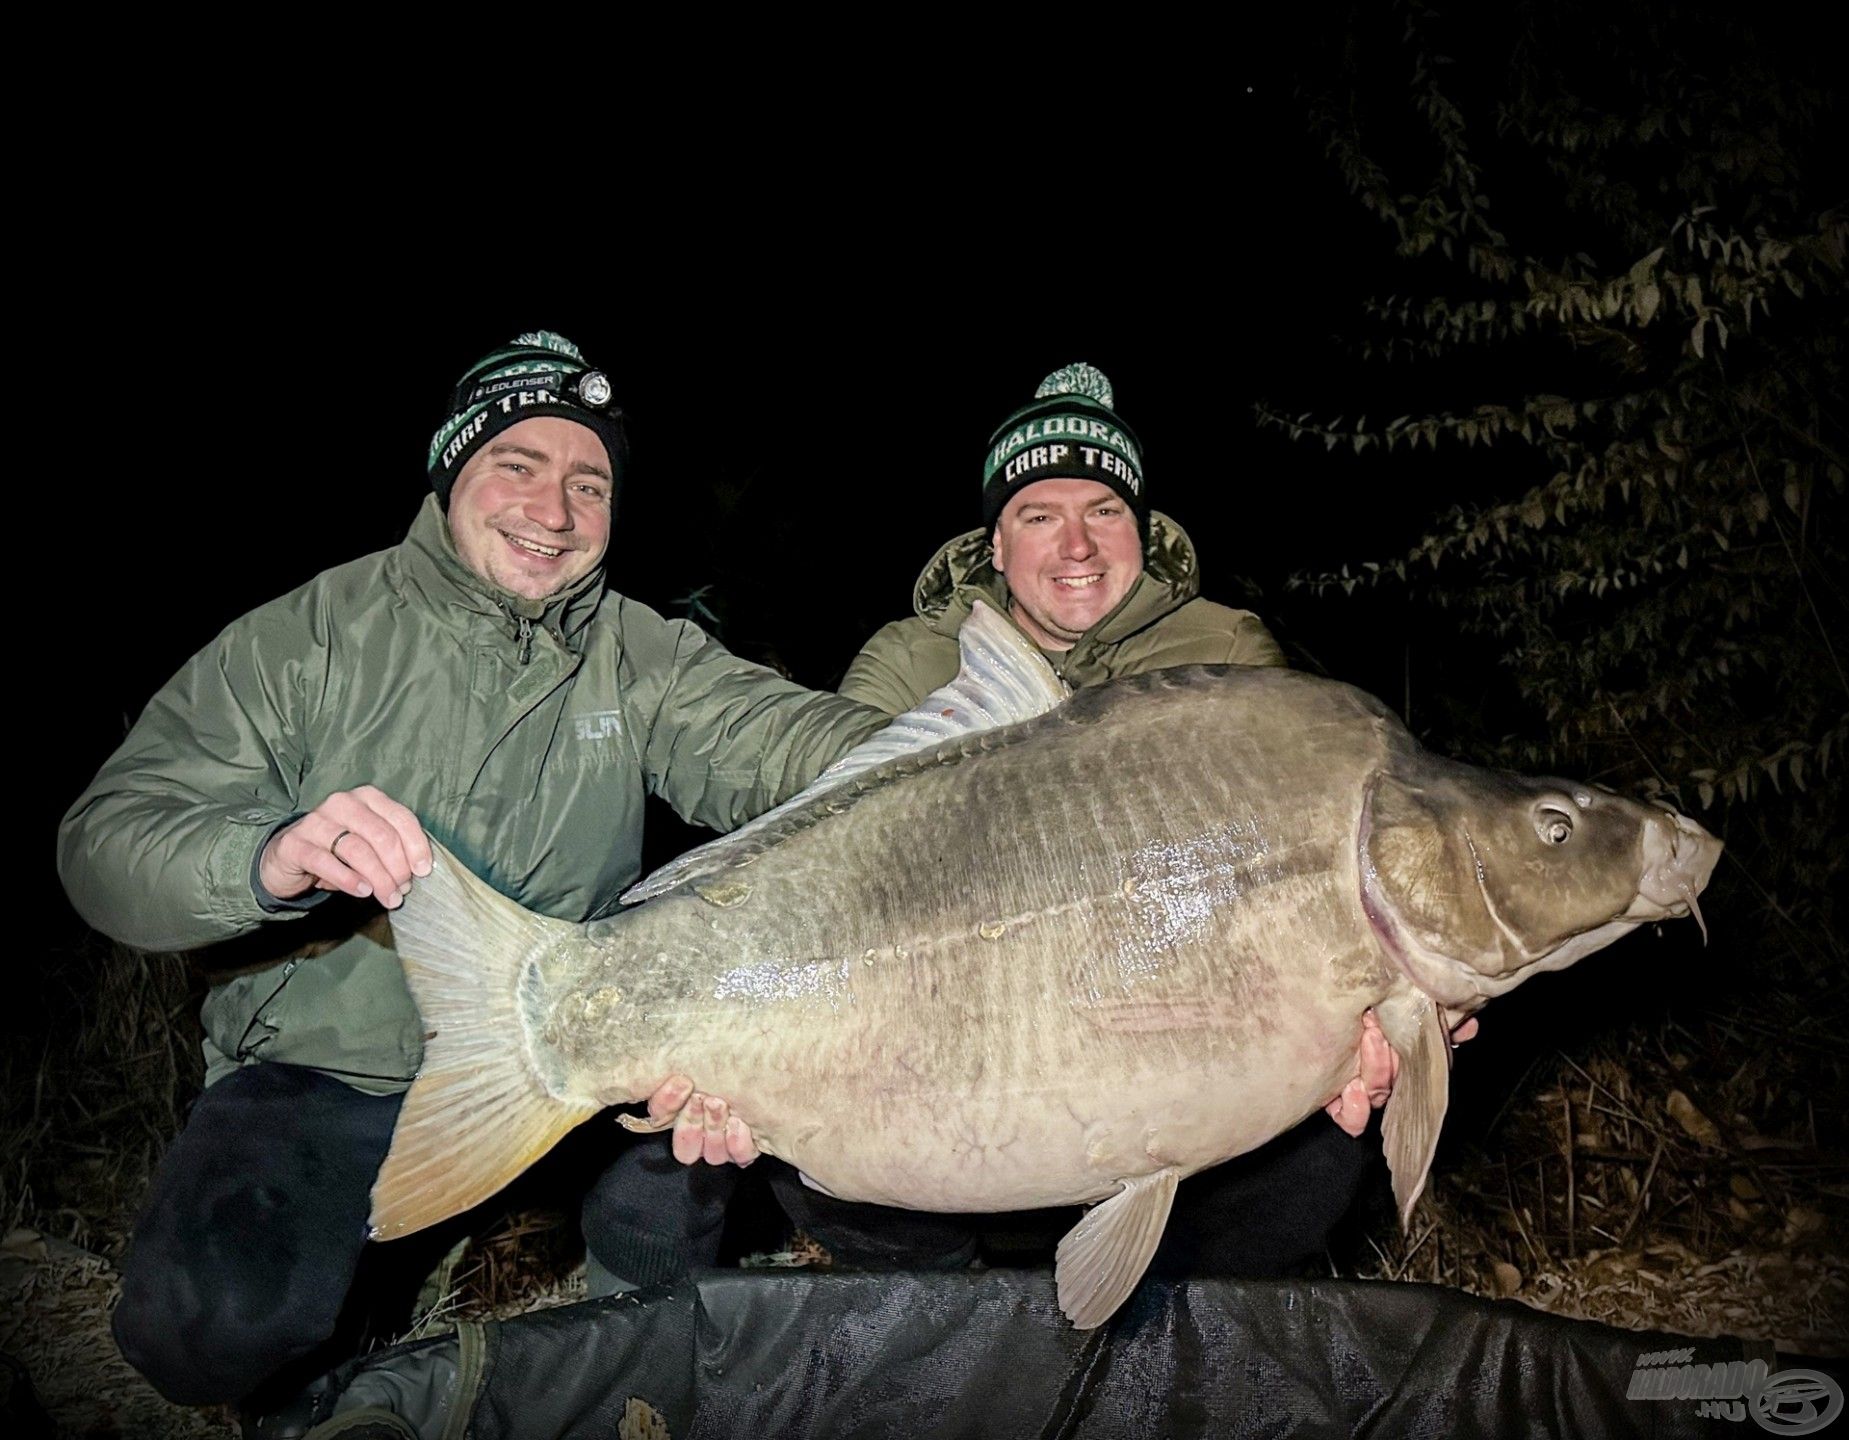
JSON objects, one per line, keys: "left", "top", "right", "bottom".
{"left": 622, "top": 599, "right": 1068, "bottom": 904}
{"left": 370, "top": 842, "right": 599, "bottom": 1241}
{"left": 1054, "top": 1167, "right": 1181, "bottom": 1329}
{"left": 1375, "top": 991, "right": 1452, "bottom": 1226}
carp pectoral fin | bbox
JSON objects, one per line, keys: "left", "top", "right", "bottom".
{"left": 369, "top": 842, "right": 597, "bottom": 1242}
{"left": 1376, "top": 994, "right": 1451, "bottom": 1227}
{"left": 1054, "top": 1167, "right": 1180, "bottom": 1330}
{"left": 797, "top": 1169, "right": 844, "bottom": 1199}
{"left": 615, "top": 1112, "right": 674, "bottom": 1134}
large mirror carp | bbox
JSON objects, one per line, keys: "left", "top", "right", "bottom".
{"left": 369, "top": 603, "right": 1720, "bottom": 1328}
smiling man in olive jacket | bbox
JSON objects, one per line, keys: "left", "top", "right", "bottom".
{"left": 840, "top": 369, "right": 1284, "bottom": 705}
{"left": 839, "top": 484, "right": 1284, "bottom": 709}
{"left": 56, "top": 332, "right": 887, "bottom": 1417}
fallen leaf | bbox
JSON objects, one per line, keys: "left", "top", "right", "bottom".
{"left": 1739, "top": 1134, "right": 1807, "bottom": 1152}
{"left": 620, "top": 1396, "right": 671, "bottom": 1440}
{"left": 1666, "top": 1090, "right": 1723, "bottom": 1147}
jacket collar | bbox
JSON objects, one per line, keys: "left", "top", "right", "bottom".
{"left": 399, "top": 494, "right": 607, "bottom": 641}
{"left": 910, "top": 510, "right": 1205, "bottom": 649}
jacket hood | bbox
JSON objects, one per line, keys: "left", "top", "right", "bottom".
{"left": 910, "top": 509, "right": 1205, "bottom": 646}
{"left": 401, "top": 494, "right": 607, "bottom": 643}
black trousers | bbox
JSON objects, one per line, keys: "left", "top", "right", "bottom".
{"left": 112, "top": 1064, "right": 655, "bottom": 1408}
{"left": 112, "top": 1064, "right": 413, "bottom": 1406}
{"left": 580, "top": 1137, "right": 743, "bottom": 1287}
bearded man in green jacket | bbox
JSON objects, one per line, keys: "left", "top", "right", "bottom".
{"left": 56, "top": 332, "right": 886, "bottom": 1418}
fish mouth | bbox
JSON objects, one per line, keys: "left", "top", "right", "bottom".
{"left": 1632, "top": 811, "right": 1723, "bottom": 940}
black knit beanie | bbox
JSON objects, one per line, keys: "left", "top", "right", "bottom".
{"left": 982, "top": 363, "right": 1146, "bottom": 535}
{"left": 427, "top": 331, "right": 628, "bottom": 509}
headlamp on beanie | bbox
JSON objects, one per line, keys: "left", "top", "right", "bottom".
{"left": 428, "top": 331, "right": 629, "bottom": 509}
{"left": 982, "top": 362, "right": 1146, "bottom": 537}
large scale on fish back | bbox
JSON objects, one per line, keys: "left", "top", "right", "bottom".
{"left": 371, "top": 603, "right": 1721, "bottom": 1329}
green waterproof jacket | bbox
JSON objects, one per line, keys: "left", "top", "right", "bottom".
{"left": 59, "top": 497, "right": 886, "bottom": 1093}
{"left": 841, "top": 511, "right": 1287, "bottom": 714}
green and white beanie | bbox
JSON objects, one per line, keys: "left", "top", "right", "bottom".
{"left": 427, "top": 331, "right": 628, "bottom": 508}
{"left": 982, "top": 363, "right": 1146, "bottom": 536}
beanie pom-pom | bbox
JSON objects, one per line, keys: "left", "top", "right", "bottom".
{"left": 1033, "top": 362, "right": 1114, "bottom": 409}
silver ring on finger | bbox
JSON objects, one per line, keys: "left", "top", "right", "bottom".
{"left": 330, "top": 828, "right": 353, "bottom": 864}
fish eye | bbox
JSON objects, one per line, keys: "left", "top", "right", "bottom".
{"left": 1535, "top": 807, "right": 1574, "bottom": 845}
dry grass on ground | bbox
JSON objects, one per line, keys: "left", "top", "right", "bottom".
{"left": 6, "top": 933, "right": 1844, "bottom": 1438}
{"left": 1354, "top": 994, "right": 1848, "bottom": 1356}
{"left": 5, "top": 936, "right": 231, "bottom": 1438}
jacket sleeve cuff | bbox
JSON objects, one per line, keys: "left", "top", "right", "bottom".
{"left": 208, "top": 810, "right": 327, "bottom": 923}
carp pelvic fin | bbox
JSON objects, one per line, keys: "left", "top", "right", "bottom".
{"left": 797, "top": 1169, "right": 846, "bottom": 1199}
{"left": 1054, "top": 1167, "right": 1181, "bottom": 1330}
{"left": 1376, "top": 994, "right": 1452, "bottom": 1227}
{"left": 623, "top": 599, "right": 1069, "bottom": 904}
{"left": 369, "top": 842, "right": 597, "bottom": 1241}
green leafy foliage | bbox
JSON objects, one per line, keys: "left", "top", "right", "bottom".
{"left": 1262, "top": 0, "right": 1846, "bottom": 959}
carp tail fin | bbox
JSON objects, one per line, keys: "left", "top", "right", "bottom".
{"left": 1377, "top": 994, "right": 1452, "bottom": 1226}
{"left": 1054, "top": 1167, "right": 1180, "bottom": 1329}
{"left": 369, "top": 841, "right": 598, "bottom": 1241}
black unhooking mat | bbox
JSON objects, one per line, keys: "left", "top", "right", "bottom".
{"left": 293, "top": 1270, "right": 1840, "bottom": 1439}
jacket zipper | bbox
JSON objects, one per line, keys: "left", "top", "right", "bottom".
{"left": 517, "top": 616, "right": 534, "bottom": 666}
